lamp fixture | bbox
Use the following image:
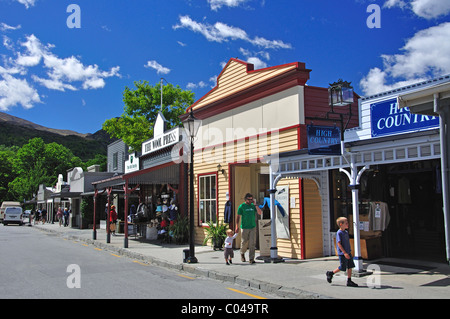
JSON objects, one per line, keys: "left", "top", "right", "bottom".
{"left": 217, "top": 164, "right": 225, "bottom": 175}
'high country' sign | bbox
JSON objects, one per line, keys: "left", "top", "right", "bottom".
{"left": 370, "top": 98, "right": 439, "bottom": 138}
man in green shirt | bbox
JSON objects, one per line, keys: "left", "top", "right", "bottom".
{"left": 235, "top": 193, "right": 262, "bottom": 264}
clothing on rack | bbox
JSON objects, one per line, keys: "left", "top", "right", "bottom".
{"left": 259, "top": 197, "right": 286, "bottom": 217}
{"left": 368, "top": 201, "right": 390, "bottom": 231}
{"left": 224, "top": 201, "right": 232, "bottom": 224}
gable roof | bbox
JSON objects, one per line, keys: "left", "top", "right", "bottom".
{"left": 188, "top": 58, "right": 311, "bottom": 113}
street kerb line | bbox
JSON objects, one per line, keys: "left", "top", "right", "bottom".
{"left": 226, "top": 287, "right": 267, "bottom": 299}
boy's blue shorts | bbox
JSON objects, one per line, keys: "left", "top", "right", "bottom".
{"left": 338, "top": 254, "right": 355, "bottom": 271}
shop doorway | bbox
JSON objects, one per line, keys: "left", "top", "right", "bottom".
{"left": 302, "top": 179, "right": 323, "bottom": 258}
{"left": 330, "top": 159, "right": 446, "bottom": 262}
{"left": 384, "top": 160, "right": 445, "bottom": 262}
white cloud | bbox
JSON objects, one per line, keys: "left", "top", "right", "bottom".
{"left": 145, "top": 60, "right": 171, "bottom": 75}
{"left": 0, "top": 33, "right": 120, "bottom": 110}
{"left": 383, "top": 0, "right": 450, "bottom": 19}
{"left": 14, "top": 35, "right": 121, "bottom": 92}
{"left": 173, "top": 15, "right": 291, "bottom": 49}
{"left": 360, "top": 22, "right": 450, "bottom": 95}
{"left": 186, "top": 81, "right": 208, "bottom": 90}
{"left": 0, "top": 23, "right": 21, "bottom": 31}
{"left": 208, "top": 0, "right": 249, "bottom": 11}
{"left": 239, "top": 47, "right": 269, "bottom": 69}
{"left": 0, "top": 73, "right": 41, "bottom": 111}
{"left": 246, "top": 57, "right": 267, "bottom": 69}
{"left": 16, "top": 0, "right": 36, "bottom": 9}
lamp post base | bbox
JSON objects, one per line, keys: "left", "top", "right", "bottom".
{"left": 187, "top": 256, "right": 198, "bottom": 263}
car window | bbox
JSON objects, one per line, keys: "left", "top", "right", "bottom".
{"left": 5, "top": 207, "right": 22, "bottom": 214}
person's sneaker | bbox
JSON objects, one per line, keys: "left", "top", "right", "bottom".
{"left": 326, "top": 271, "right": 334, "bottom": 283}
{"left": 228, "top": 259, "right": 232, "bottom": 264}
{"left": 249, "top": 259, "right": 255, "bottom": 264}
{"left": 226, "top": 261, "right": 230, "bottom": 265}
{"left": 241, "top": 254, "right": 246, "bottom": 262}
{"left": 347, "top": 279, "right": 358, "bottom": 287}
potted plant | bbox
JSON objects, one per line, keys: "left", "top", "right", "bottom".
{"left": 202, "top": 220, "right": 228, "bottom": 250}
{"left": 169, "top": 215, "right": 189, "bottom": 244}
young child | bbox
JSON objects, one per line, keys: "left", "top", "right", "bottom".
{"left": 224, "top": 229, "right": 238, "bottom": 265}
{"left": 326, "top": 217, "right": 358, "bottom": 287}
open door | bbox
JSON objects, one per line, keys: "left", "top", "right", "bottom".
{"left": 232, "top": 165, "right": 251, "bottom": 249}
{"left": 303, "top": 179, "right": 323, "bottom": 258}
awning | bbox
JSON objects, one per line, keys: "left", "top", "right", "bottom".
{"left": 124, "top": 161, "right": 180, "bottom": 185}
{"left": 397, "top": 80, "right": 450, "bottom": 115}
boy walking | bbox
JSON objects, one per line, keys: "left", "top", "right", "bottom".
{"left": 224, "top": 229, "right": 238, "bottom": 265}
{"left": 326, "top": 217, "right": 358, "bottom": 287}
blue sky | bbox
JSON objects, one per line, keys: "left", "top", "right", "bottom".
{"left": 0, "top": 0, "right": 449, "bottom": 134}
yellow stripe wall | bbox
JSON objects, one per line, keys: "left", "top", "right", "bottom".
{"left": 193, "top": 127, "right": 315, "bottom": 259}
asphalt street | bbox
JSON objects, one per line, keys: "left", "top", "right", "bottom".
{"left": 0, "top": 225, "right": 279, "bottom": 300}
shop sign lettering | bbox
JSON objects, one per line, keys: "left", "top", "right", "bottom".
{"left": 370, "top": 98, "right": 439, "bottom": 138}
{"left": 142, "top": 128, "right": 180, "bottom": 156}
{"left": 307, "top": 125, "right": 341, "bottom": 155}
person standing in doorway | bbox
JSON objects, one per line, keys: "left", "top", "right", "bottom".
{"left": 235, "top": 193, "right": 262, "bottom": 264}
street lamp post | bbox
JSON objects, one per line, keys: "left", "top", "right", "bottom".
{"left": 183, "top": 109, "right": 201, "bottom": 263}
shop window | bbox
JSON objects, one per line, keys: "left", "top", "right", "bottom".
{"left": 113, "top": 152, "right": 118, "bottom": 171}
{"left": 199, "top": 174, "right": 217, "bottom": 225}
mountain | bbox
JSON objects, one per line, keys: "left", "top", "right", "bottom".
{"left": 0, "top": 112, "right": 116, "bottom": 161}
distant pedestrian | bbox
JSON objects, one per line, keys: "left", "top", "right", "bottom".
{"left": 34, "top": 210, "right": 41, "bottom": 225}
{"left": 56, "top": 207, "right": 63, "bottom": 227}
{"left": 63, "top": 207, "right": 70, "bottom": 227}
{"left": 326, "top": 217, "right": 358, "bottom": 287}
{"left": 41, "top": 208, "right": 47, "bottom": 224}
{"left": 235, "top": 193, "right": 262, "bottom": 264}
{"left": 109, "top": 205, "right": 117, "bottom": 236}
{"left": 224, "top": 229, "right": 238, "bottom": 265}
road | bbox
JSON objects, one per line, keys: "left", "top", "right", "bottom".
{"left": 0, "top": 224, "right": 279, "bottom": 301}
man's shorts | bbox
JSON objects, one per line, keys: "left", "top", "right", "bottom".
{"left": 338, "top": 254, "right": 355, "bottom": 271}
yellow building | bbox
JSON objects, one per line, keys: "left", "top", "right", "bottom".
{"left": 187, "top": 58, "right": 359, "bottom": 259}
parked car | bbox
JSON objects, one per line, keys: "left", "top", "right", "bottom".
{"left": 23, "top": 210, "right": 31, "bottom": 219}
{"left": 1, "top": 201, "right": 21, "bottom": 221}
{"left": 3, "top": 207, "right": 23, "bottom": 226}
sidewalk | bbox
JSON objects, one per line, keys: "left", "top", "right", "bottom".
{"left": 32, "top": 222, "right": 450, "bottom": 299}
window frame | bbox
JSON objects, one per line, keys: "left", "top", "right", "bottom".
{"left": 197, "top": 172, "right": 218, "bottom": 226}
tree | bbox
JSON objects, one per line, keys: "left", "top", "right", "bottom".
{"left": 103, "top": 81, "right": 195, "bottom": 151}
{"left": 0, "top": 145, "right": 18, "bottom": 201}
{"left": 8, "top": 138, "right": 83, "bottom": 202}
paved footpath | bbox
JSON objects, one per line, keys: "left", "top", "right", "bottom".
{"left": 32, "top": 222, "right": 450, "bottom": 299}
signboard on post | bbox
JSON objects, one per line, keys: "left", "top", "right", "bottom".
{"left": 307, "top": 125, "right": 341, "bottom": 155}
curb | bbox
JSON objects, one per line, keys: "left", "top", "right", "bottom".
{"left": 34, "top": 225, "right": 329, "bottom": 299}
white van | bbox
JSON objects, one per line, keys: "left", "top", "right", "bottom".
{"left": 3, "top": 206, "right": 23, "bottom": 226}
{"left": 1, "top": 201, "right": 21, "bottom": 221}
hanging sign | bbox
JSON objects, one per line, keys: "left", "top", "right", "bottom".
{"left": 370, "top": 98, "right": 439, "bottom": 138}
{"left": 125, "top": 153, "right": 139, "bottom": 173}
{"left": 307, "top": 125, "right": 341, "bottom": 155}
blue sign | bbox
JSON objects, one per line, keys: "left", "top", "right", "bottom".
{"left": 371, "top": 98, "right": 439, "bottom": 138}
{"left": 307, "top": 125, "right": 341, "bottom": 155}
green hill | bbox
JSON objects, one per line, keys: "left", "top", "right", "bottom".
{"left": 0, "top": 112, "right": 116, "bottom": 161}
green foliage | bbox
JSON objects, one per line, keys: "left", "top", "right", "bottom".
{"left": 0, "top": 121, "right": 114, "bottom": 162}
{"left": 102, "top": 81, "right": 195, "bottom": 151}
{"left": 0, "top": 145, "right": 18, "bottom": 201}
{"left": 169, "top": 215, "right": 189, "bottom": 244}
{"left": 81, "top": 196, "right": 94, "bottom": 227}
{"left": 5, "top": 138, "right": 83, "bottom": 202}
{"left": 202, "top": 220, "right": 229, "bottom": 249}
